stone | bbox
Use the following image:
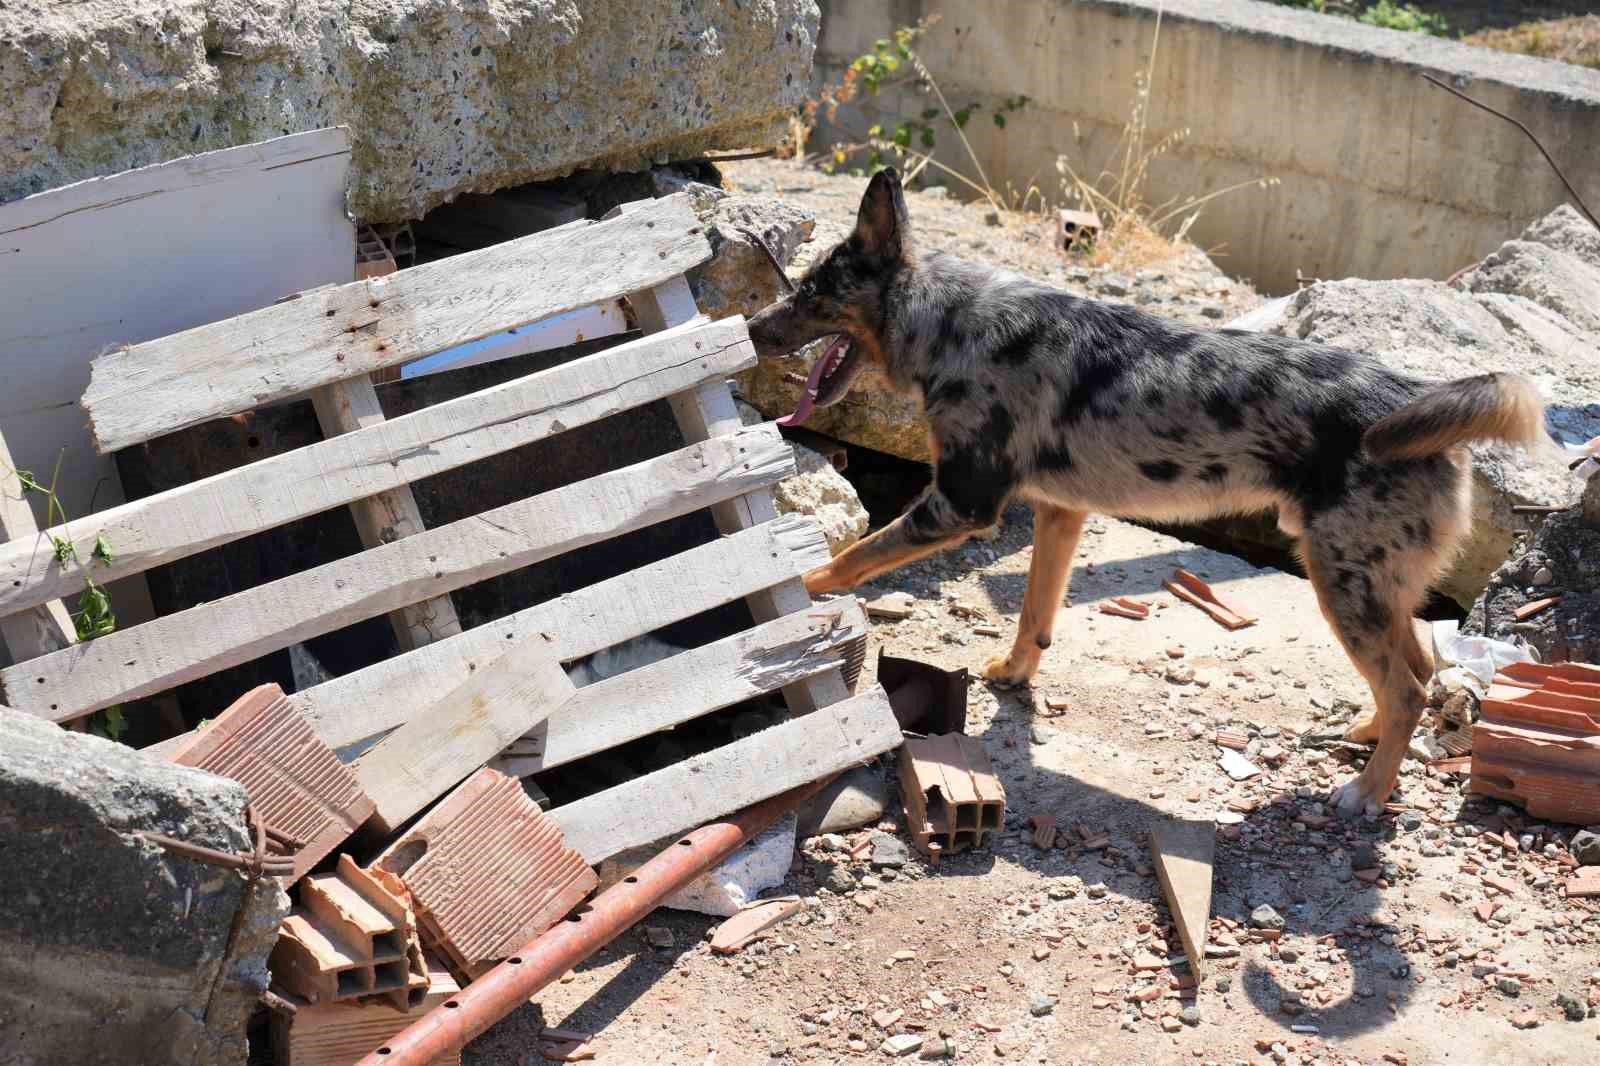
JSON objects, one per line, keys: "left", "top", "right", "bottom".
{"left": 644, "top": 925, "right": 676, "bottom": 949}
{"left": 598, "top": 813, "right": 796, "bottom": 917}
{"left": 1571, "top": 829, "right": 1600, "bottom": 867}
{"left": 796, "top": 764, "right": 890, "bottom": 838}
{"left": 1250, "top": 904, "right": 1286, "bottom": 931}
{"left": 1496, "top": 975, "right": 1522, "bottom": 997}
{"left": 0, "top": 0, "right": 819, "bottom": 221}
{"left": 869, "top": 833, "right": 912, "bottom": 870}
{"left": 1220, "top": 749, "right": 1261, "bottom": 782}
{"left": 1238, "top": 205, "right": 1600, "bottom": 607}
{"left": 881, "top": 1033, "right": 924, "bottom": 1056}
{"left": 1181, "top": 1005, "right": 1201, "bottom": 1026}
{"left": 1557, "top": 990, "right": 1587, "bottom": 1021}
{"left": 0, "top": 708, "right": 288, "bottom": 1066}
{"left": 1029, "top": 993, "right": 1058, "bottom": 1016}
{"left": 1165, "top": 661, "right": 1196, "bottom": 685}
{"left": 688, "top": 193, "right": 817, "bottom": 323}
{"left": 735, "top": 400, "right": 869, "bottom": 554}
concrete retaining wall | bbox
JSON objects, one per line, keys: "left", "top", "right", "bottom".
{"left": 814, "top": 0, "right": 1600, "bottom": 292}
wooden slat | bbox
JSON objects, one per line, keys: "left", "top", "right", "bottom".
{"left": 492, "top": 597, "right": 868, "bottom": 778}
{"left": 631, "top": 270, "right": 850, "bottom": 715}
{"left": 355, "top": 634, "right": 574, "bottom": 835}
{"left": 4, "top": 426, "right": 795, "bottom": 721}
{"left": 82, "top": 194, "right": 711, "bottom": 452}
{"left": 310, "top": 375, "right": 462, "bottom": 651}
{"left": 143, "top": 514, "right": 833, "bottom": 759}
{"left": 548, "top": 684, "right": 903, "bottom": 863}
{"left": 0, "top": 316, "right": 752, "bottom": 619}
{"left": 0, "top": 428, "right": 76, "bottom": 663}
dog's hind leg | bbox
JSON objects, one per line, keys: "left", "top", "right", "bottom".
{"left": 983, "top": 504, "right": 1086, "bottom": 687}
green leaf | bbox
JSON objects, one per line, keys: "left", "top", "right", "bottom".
{"left": 92, "top": 534, "right": 114, "bottom": 567}
{"left": 953, "top": 109, "right": 971, "bottom": 128}
{"left": 921, "top": 107, "right": 940, "bottom": 121}
{"left": 51, "top": 536, "right": 74, "bottom": 566}
{"left": 896, "top": 44, "right": 911, "bottom": 61}
{"left": 993, "top": 113, "right": 1007, "bottom": 128}
{"left": 15, "top": 469, "right": 43, "bottom": 495}
{"left": 892, "top": 124, "right": 912, "bottom": 148}
{"left": 920, "top": 127, "right": 936, "bottom": 148}
{"left": 881, "top": 56, "right": 899, "bottom": 72}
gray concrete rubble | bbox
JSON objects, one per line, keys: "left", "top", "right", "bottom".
{"left": 1465, "top": 470, "right": 1600, "bottom": 666}
{"left": 0, "top": 708, "right": 288, "bottom": 1066}
{"left": 0, "top": 0, "right": 819, "bottom": 220}
{"left": 1240, "top": 205, "right": 1600, "bottom": 607}
{"left": 656, "top": 170, "right": 820, "bottom": 324}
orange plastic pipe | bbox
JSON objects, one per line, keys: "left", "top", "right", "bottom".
{"left": 356, "top": 776, "right": 836, "bottom": 1065}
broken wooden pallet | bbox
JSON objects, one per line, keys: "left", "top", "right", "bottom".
{"left": 0, "top": 192, "right": 895, "bottom": 862}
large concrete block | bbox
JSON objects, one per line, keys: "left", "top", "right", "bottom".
{"left": 0, "top": 708, "right": 289, "bottom": 1065}
{"left": 0, "top": 0, "right": 820, "bottom": 221}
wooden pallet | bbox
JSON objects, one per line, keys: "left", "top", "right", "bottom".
{"left": 0, "top": 193, "right": 898, "bottom": 861}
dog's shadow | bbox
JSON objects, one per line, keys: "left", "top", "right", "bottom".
{"left": 902, "top": 502, "right": 1458, "bottom": 1040}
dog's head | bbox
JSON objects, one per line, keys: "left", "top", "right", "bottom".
{"left": 748, "top": 167, "right": 911, "bottom": 426}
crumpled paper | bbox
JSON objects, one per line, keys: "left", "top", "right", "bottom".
{"left": 1430, "top": 619, "right": 1536, "bottom": 699}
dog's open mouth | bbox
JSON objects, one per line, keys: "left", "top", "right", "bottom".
{"left": 777, "top": 334, "right": 861, "bottom": 427}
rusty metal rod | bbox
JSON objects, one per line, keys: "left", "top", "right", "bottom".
{"left": 355, "top": 776, "right": 839, "bottom": 1066}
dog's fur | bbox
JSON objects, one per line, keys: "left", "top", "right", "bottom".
{"left": 748, "top": 170, "right": 1550, "bottom": 816}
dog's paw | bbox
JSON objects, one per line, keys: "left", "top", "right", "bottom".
{"left": 1330, "top": 776, "right": 1385, "bottom": 819}
{"left": 1342, "top": 710, "right": 1381, "bottom": 745}
{"left": 981, "top": 654, "right": 1036, "bottom": 688}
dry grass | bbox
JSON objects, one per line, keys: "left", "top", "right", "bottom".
{"left": 1466, "top": 15, "right": 1600, "bottom": 70}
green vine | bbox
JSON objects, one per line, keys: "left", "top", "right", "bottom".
{"left": 11, "top": 451, "right": 123, "bottom": 740}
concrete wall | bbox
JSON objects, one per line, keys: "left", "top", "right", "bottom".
{"left": 813, "top": 0, "right": 1600, "bottom": 292}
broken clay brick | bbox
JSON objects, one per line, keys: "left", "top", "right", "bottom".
{"left": 270, "top": 855, "right": 428, "bottom": 1009}
{"left": 899, "top": 733, "right": 1006, "bottom": 862}
{"left": 1471, "top": 664, "right": 1600, "bottom": 825}
{"left": 1165, "top": 568, "right": 1257, "bottom": 630}
{"left": 168, "top": 683, "right": 375, "bottom": 884}
{"left": 370, "top": 767, "right": 597, "bottom": 982}
{"left": 1028, "top": 814, "right": 1058, "bottom": 850}
{"left": 269, "top": 953, "right": 460, "bottom": 1066}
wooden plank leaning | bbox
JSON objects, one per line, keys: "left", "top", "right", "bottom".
{"left": 0, "top": 316, "right": 752, "bottom": 622}
{"left": 4, "top": 426, "right": 795, "bottom": 721}
{"left": 81, "top": 194, "right": 711, "bottom": 453}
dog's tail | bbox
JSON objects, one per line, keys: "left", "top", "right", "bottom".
{"left": 1364, "top": 372, "right": 1548, "bottom": 462}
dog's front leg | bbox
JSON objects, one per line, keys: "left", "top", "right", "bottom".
{"left": 983, "top": 504, "right": 1087, "bottom": 687}
{"left": 805, "top": 483, "right": 995, "bottom": 595}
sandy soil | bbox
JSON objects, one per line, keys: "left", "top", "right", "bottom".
{"left": 467, "top": 508, "right": 1599, "bottom": 1066}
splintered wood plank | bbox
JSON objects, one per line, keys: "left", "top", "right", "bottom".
{"left": 6, "top": 426, "right": 794, "bottom": 721}
{"left": 83, "top": 194, "right": 711, "bottom": 451}
{"left": 1149, "top": 818, "right": 1215, "bottom": 981}
{"left": 495, "top": 597, "right": 868, "bottom": 776}
{"left": 0, "top": 428, "right": 76, "bottom": 665}
{"left": 621, "top": 244, "right": 848, "bottom": 716}
{"left": 310, "top": 374, "right": 462, "bottom": 652}
{"left": 144, "top": 514, "right": 833, "bottom": 759}
{"left": 0, "top": 316, "right": 750, "bottom": 621}
{"left": 355, "top": 634, "right": 574, "bottom": 835}
{"left": 548, "top": 683, "right": 903, "bottom": 863}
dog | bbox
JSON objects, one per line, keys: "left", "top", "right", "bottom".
{"left": 747, "top": 168, "right": 1550, "bottom": 817}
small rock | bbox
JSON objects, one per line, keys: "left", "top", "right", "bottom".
{"left": 1279, "top": 947, "right": 1300, "bottom": 964}
{"left": 1532, "top": 566, "right": 1554, "bottom": 586}
{"left": 1250, "top": 904, "right": 1286, "bottom": 931}
{"left": 1086, "top": 883, "right": 1108, "bottom": 899}
{"left": 881, "top": 1033, "right": 924, "bottom": 1056}
{"left": 1181, "top": 1006, "right": 1201, "bottom": 1026}
{"left": 919, "top": 1037, "right": 955, "bottom": 1060}
{"left": 870, "top": 833, "right": 911, "bottom": 869}
{"left": 644, "top": 925, "right": 675, "bottom": 949}
{"left": 1557, "top": 991, "right": 1587, "bottom": 1021}
{"left": 1165, "top": 662, "right": 1196, "bottom": 685}
{"left": 1399, "top": 811, "right": 1423, "bottom": 831}
{"left": 1571, "top": 828, "right": 1600, "bottom": 866}
{"left": 1496, "top": 975, "right": 1522, "bottom": 997}
{"left": 1220, "top": 749, "right": 1261, "bottom": 782}
{"left": 1510, "top": 1010, "right": 1542, "bottom": 1030}
{"left": 1161, "top": 1015, "right": 1183, "bottom": 1032}
{"left": 1214, "top": 976, "right": 1232, "bottom": 993}
{"left": 1029, "top": 993, "right": 1058, "bottom": 1017}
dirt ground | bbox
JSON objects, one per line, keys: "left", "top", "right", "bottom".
{"left": 466, "top": 508, "right": 1599, "bottom": 1066}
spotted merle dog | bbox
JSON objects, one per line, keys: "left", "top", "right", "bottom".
{"left": 748, "top": 169, "right": 1550, "bottom": 817}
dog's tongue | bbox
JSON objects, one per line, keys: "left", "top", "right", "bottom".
{"left": 777, "top": 337, "right": 844, "bottom": 428}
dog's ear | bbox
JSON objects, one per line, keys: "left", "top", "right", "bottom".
{"left": 851, "top": 168, "right": 910, "bottom": 262}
